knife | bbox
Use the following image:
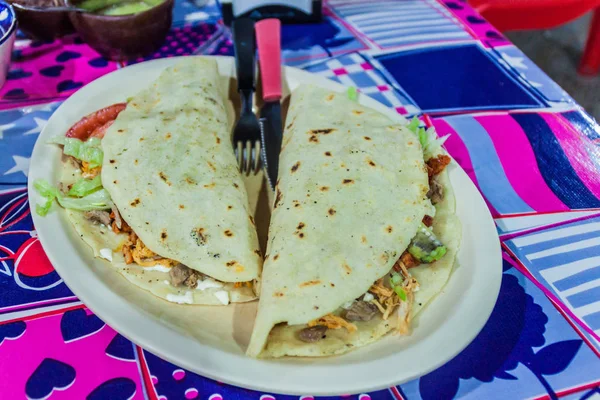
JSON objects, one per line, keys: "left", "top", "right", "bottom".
{"left": 256, "top": 18, "right": 282, "bottom": 191}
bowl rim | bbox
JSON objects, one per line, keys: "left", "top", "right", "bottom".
{"left": 69, "top": 0, "right": 173, "bottom": 20}
{"left": 0, "top": 2, "right": 17, "bottom": 45}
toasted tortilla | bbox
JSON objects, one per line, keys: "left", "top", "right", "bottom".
{"left": 258, "top": 169, "right": 459, "bottom": 357}
{"left": 246, "top": 85, "right": 441, "bottom": 357}
{"left": 61, "top": 161, "right": 256, "bottom": 305}
{"left": 62, "top": 58, "right": 261, "bottom": 305}
{"left": 101, "top": 57, "right": 262, "bottom": 283}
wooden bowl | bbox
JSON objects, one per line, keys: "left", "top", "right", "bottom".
{"left": 68, "top": 0, "right": 173, "bottom": 61}
{"left": 8, "top": 0, "right": 74, "bottom": 40}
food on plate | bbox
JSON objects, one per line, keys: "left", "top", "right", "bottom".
{"left": 34, "top": 57, "right": 262, "bottom": 305}
{"left": 246, "top": 85, "right": 460, "bottom": 357}
{"left": 76, "top": 0, "right": 165, "bottom": 15}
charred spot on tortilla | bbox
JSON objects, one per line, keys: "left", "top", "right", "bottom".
{"left": 320, "top": 186, "right": 329, "bottom": 192}
{"left": 179, "top": 204, "right": 185, "bottom": 209}
{"left": 368, "top": 159, "right": 376, "bottom": 167}
{"left": 309, "top": 135, "right": 319, "bottom": 143}
{"left": 274, "top": 291, "right": 284, "bottom": 297}
{"left": 204, "top": 182, "right": 216, "bottom": 189}
{"left": 207, "top": 161, "right": 217, "bottom": 172}
{"left": 352, "top": 110, "right": 364, "bottom": 115}
{"left": 273, "top": 254, "right": 279, "bottom": 261}
{"left": 325, "top": 151, "right": 332, "bottom": 157}
{"left": 328, "top": 208, "right": 336, "bottom": 216}
{"left": 165, "top": 133, "right": 172, "bottom": 139}
{"left": 363, "top": 136, "right": 371, "bottom": 141}
{"left": 300, "top": 280, "right": 321, "bottom": 287}
{"left": 361, "top": 235, "right": 367, "bottom": 243}
{"left": 380, "top": 252, "right": 390, "bottom": 264}
{"left": 159, "top": 172, "right": 171, "bottom": 186}
{"left": 117, "top": 129, "right": 124, "bottom": 133}
{"left": 227, "top": 205, "right": 233, "bottom": 210}
{"left": 297, "top": 222, "right": 305, "bottom": 230}
{"left": 130, "top": 198, "right": 141, "bottom": 207}
{"left": 291, "top": 161, "right": 300, "bottom": 173}
{"left": 109, "top": 159, "right": 116, "bottom": 164}
{"left": 343, "top": 179, "right": 355, "bottom": 185}
{"left": 224, "top": 230, "right": 234, "bottom": 237}
{"left": 330, "top": 282, "right": 335, "bottom": 287}
{"left": 185, "top": 177, "right": 196, "bottom": 185}
{"left": 342, "top": 263, "right": 352, "bottom": 275}
{"left": 274, "top": 188, "right": 283, "bottom": 208}
{"left": 190, "top": 228, "right": 207, "bottom": 246}
{"left": 160, "top": 230, "right": 167, "bottom": 240}
{"left": 113, "top": 180, "right": 118, "bottom": 184}
{"left": 386, "top": 225, "right": 393, "bottom": 233}
{"left": 139, "top": 137, "right": 145, "bottom": 142}
{"left": 326, "top": 94, "right": 335, "bottom": 101}
{"left": 216, "top": 137, "right": 221, "bottom": 144}
{"left": 233, "top": 183, "right": 239, "bottom": 189}
{"left": 226, "top": 261, "right": 236, "bottom": 267}
{"left": 310, "top": 128, "right": 336, "bottom": 135}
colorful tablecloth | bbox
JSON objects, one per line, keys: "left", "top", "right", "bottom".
{"left": 1, "top": 0, "right": 599, "bottom": 399}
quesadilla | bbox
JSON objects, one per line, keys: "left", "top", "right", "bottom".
{"left": 246, "top": 85, "right": 460, "bottom": 357}
{"left": 35, "top": 58, "right": 262, "bottom": 305}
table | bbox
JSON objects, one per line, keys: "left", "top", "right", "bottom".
{"left": 1, "top": 0, "right": 599, "bottom": 399}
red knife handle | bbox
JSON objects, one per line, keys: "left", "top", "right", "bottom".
{"left": 255, "top": 18, "right": 282, "bottom": 102}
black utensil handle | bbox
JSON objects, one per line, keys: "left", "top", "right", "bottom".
{"left": 232, "top": 18, "right": 256, "bottom": 93}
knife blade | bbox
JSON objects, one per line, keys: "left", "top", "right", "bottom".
{"left": 259, "top": 103, "right": 282, "bottom": 190}
{"left": 255, "top": 18, "right": 282, "bottom": 191}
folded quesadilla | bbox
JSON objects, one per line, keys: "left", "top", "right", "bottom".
{"left": 246, "top": 85, "right": 460, "bottom": 357}
{"left": 35, "top": 58, "right": 262, "bottom": 305}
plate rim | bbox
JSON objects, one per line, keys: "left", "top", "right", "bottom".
{"left": 28, "top": 55, "right": 502, "bottom": 396}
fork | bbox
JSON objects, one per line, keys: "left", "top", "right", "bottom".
{"left": 232, "top": 18, "right": 262, "bottom": 175}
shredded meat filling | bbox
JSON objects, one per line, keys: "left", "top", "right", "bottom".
{"left": 298, "top": 325, "right": 328, "bottom": 343}
{"left": 83, "top": 210, "right": 111, "bottom": 226}
{"left": 426, "top": 154, "right": 451, "bottom": 177}
{"left": 422, "top": 215, "right": 433, "bottom": 227}
{"left": 122, "top": 231, "right": 178, "bottom": 268}
{"left": 111, "top": 211, "right": 131, "bottom": 234}
{"left": 308, "top": 314, "right": 357, "bottom": 333}
{"left": 169, "top": 264, "right": 201, "bottom": 288}
{"left": 395, "top": 252, "right": 419, "bottom": 269}
{"left": 345, "top": 301, "right": 378, "bottom": 321}
{"left": 81, "top": 161, "right": 101, "bottom": 178}
{"left": 427, "top": 177, "right": 444, "bottom": 205}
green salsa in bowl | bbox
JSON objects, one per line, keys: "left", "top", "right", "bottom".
{"left": 68, "top": 0, "right": 173, "bottom": 60}
{"left": 77, "top": 0, "right": 164, "bottom": 15}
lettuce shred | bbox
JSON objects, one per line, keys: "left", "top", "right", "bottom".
{"left": 50, "top": 136, "right": 103, "bottom": 168}
{"left": 405, "top": 116, "right": 450, "bottom": 159}
{"left": 34, "top": 178, "right": 111, "bottom": 216}
{"left": 347, "top": 86, "right": 358, "bottom": 102}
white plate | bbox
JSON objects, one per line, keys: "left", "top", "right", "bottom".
{"left": 28, "top": 56, "right": 502, "bottom": 396}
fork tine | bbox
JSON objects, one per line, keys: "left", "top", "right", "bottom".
{"left": 252, "top": 140, "right": 261, "bottom": 174}
{"left": 235, "top": 141, "right": 243, "bottom": 172}
{"left": 244, "top": 140, "right": 253, "bottom": 175}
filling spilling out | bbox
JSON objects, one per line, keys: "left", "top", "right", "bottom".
{"left": 34, "top": 103, "right": 252, "bottom": 303}
{"left": 296, "top": 121, "right": 452, "bottom": 343}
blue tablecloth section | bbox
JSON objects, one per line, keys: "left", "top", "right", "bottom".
{"left": 0, "top": 0, "right": 599, "bottom": 399}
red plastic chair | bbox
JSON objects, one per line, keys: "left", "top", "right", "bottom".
{"left": 468, "top": 0, "right": 600, "bottom": 75}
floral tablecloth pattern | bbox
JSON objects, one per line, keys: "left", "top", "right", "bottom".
{"left": 0, "top": 0, "right": 599, "bottom": 399}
